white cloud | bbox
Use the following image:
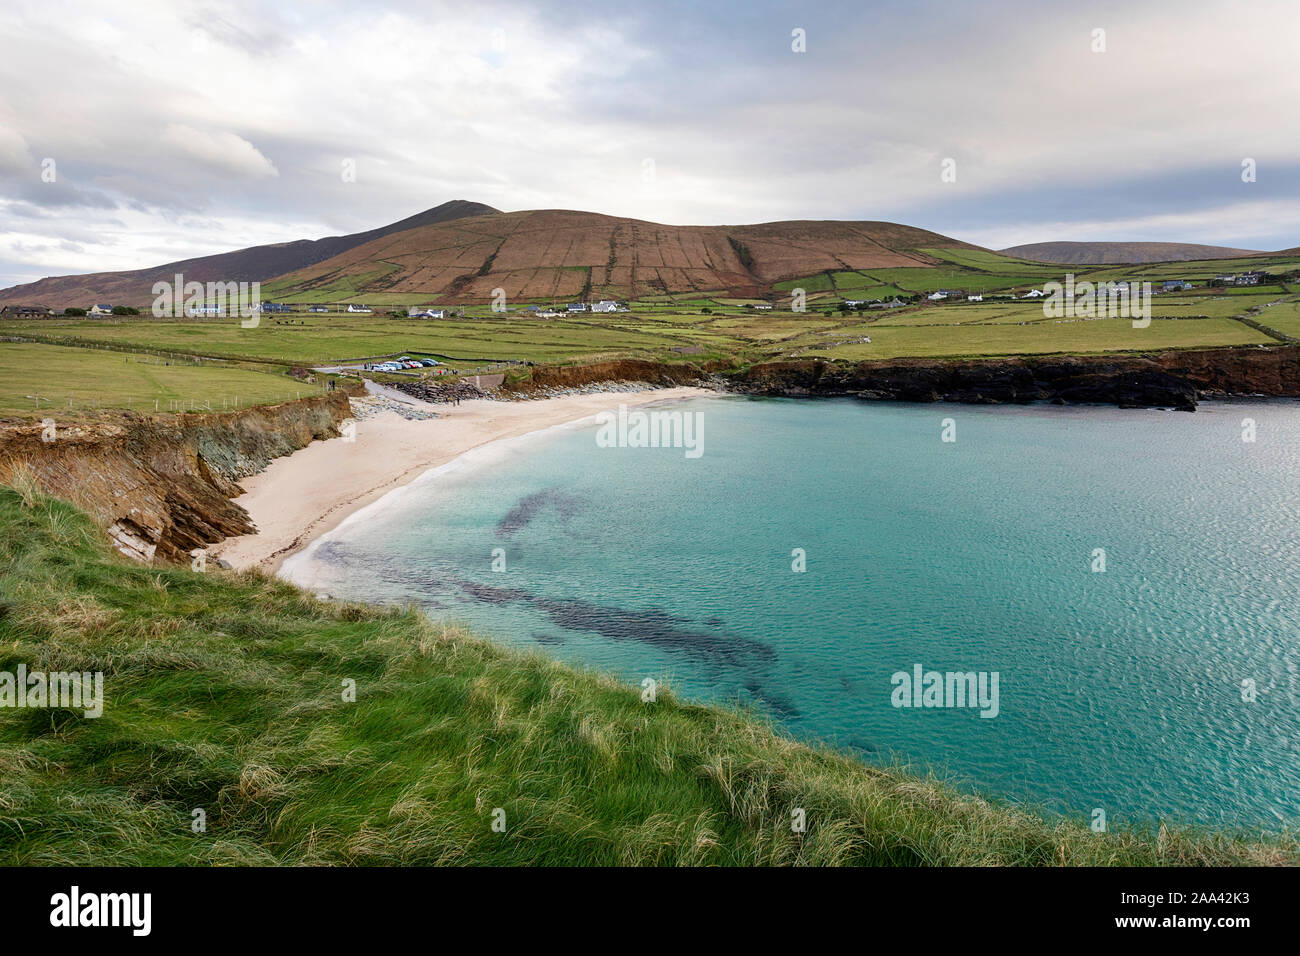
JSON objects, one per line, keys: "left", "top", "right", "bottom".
{"left": 158, "top": 125, "right": 279, "bottom": 180}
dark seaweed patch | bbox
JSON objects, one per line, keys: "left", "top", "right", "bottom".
{"left": 452, "top": 576, "right": 776, "bottom": 670}
{"left": 496, "top": 488, "right": 582, "bottom": 537}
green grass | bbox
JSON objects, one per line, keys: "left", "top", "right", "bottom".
{"left": 0, "top": 342, "right": 315, "bottom": 415}
{"left": 772, "top": 273, "right": 835, "bottom": 293}
{"left": 0, "top": 487, "right": 1293, "bottom": 865}
{"left": 1247, "top": 301, "right": 1300, "bottom": 339}
{"left": 917, "top": 247, "right": 1067, "bottom": 277}
{"left": 859, "top": 267, "right": 1050, "bottom": 294}
{"left": 799, "top": 318, "right": 1275, "bottom": 360}
{"left": 2, "top": 315, "right": 682, "bottom": 367}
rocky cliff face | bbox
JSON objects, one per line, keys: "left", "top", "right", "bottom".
{"left": 725, "top": 347, "right": 1300, "bottom": 410}
{"left": 498, "top": 359, "right": 713, "bottom": 394}
{"left": 0, "top": 389, "right": 357, "bottom": 563}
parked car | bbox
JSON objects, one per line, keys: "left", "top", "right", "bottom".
{"left": 420, "top": 359, "right": 438, "bottom": 367}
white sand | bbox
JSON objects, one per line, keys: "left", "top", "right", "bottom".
{"left": 212, "top": 387, "right": 714, "bottom": 572}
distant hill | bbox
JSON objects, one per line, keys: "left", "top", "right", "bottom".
{"left": 0, "top": 200, "right": 500, "bottom": 308}
{"left": 264, "top": 208, "right": 984, "bottom": 302}
{"left": 999, "top": 241, "right": 1266, "bottom": 265}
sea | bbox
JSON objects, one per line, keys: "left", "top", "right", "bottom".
{"left": 281, "top": 394, "right": 1300, "bottom": 830}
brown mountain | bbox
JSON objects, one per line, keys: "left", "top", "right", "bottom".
{"left": 1000, "top": 241, "right": 1265, "bottom": 265}
{"left": 266, "top": 208, "right": 983, "bottom": 302}
{"left": 0, "top": 200, "right": 499, "bottom": 308}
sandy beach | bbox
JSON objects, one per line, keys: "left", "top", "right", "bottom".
{"left": 211, "top": 386, "right": 714, "bottom": 572}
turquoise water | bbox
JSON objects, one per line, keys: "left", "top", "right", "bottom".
{"left": 284, "top": 396, "right": 1300, "bottom": 829}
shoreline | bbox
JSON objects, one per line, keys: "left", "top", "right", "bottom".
{"left": 211, "top": 386, "right": 717, "bottom": 573}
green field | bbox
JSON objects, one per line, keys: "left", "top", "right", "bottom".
{"left": 0, "top": 342, "right": 315, "bottom": 416}
{"left": 1249, "top": 301, "right": 1300, "bottom": 339}
{"left": 918, "top": 247, "right": 1067, "bottom": 276}
{"left": 799, "top": 318, "right": 1276, "bottom": 361}
{"left": 2, "top": 315, "right": 697, "bottom": 367}
{"left": 3, "top": 272, "right": 1296, "bottom": 416}
{"left": 0, "top": 486, "right": 1291, "bottom": 866}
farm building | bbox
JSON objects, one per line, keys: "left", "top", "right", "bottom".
{"left": 1236, "top": 272, "right": 1263, "bottom": 286}
{"left": 0, "top": 305, "right": 52, "bottom": 318}
{"left": 88, "top": 303, "right": 114, "bottom": 316}
{"left": 347, "top": 304, "right": 373, "bottom": 313}
{"left": 566, "top": 302, "right": 587, "bottom": 312}
{"left": 591, "top": 300, "right": 620, "bottom": 313}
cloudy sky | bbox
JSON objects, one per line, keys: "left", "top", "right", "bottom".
{"left": 2, "top": 0, "right": 1298, "bottom": 287}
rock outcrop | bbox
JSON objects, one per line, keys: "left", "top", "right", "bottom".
{"left": 724, "top": 347, "right": 1299, "bottom": 410}
{"left": 497, "top": 359, "right": 713, "bottom": 395}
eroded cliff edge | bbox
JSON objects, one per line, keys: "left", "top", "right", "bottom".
{"left": 0, "top": 388, "right": 358, "bottom": 562}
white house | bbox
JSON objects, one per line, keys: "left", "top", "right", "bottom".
{"left": 967, "top": 294, "right": 983, "bottom": 302}
{"left": 186, "top": 303, "right": 225, "bottom": 317}
{"left": 347, "top": 304, "right": 373, "bottom": 313}
{"left": 407, "top": 307, "right": 445, "bottom": 318}
{"left": 566, "top": 302, "right": 587, "bottom": 312}
{"left": 591, "top": 300, "right": 620, "bottom": 313}
{"left": 88, "top": 303, "right": 114, "bottom": 316}
{"left": 753, "top": 303, "right": 773, "bottom": 311}
{"left": 927, "top": 291, "right": 947, "bottom": 301}
{"left": 1021, "top": 289, "right": 1045, "bottom": 298}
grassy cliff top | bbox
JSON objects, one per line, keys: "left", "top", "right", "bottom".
{"left": 0, "top": 484, "right": 1293, "bottom": 866}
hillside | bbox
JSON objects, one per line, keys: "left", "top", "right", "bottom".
{"left": 263, "top": 208, "right": 985, "bottom": 303}
{"left": 0, "top": 200, "right": 499, "bottom": 309}
{"left": 0, "top": 482, "right": 1292, "bottom": 865}
{"left": 1000, "top": 241, "right": 1265, "bottom": 265}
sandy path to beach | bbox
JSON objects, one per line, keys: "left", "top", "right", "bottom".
{"left": 212, "top": 387, "right": 714, "bottom": 572}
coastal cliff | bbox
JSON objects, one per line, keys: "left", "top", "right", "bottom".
{"left": 0, "top": 387, "right": 358, "bottom": 562}
{"left": 498, "top": 358, "right": 714, "bottom": 395}
{"left": 724, "top": 346, "right": 1300, "bottom": 409}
